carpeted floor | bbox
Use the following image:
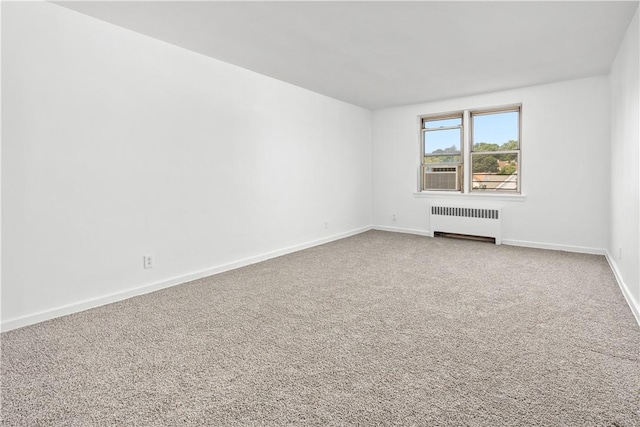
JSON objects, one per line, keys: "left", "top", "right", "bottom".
{"left": 2, "top": 230, "right": 639, "bottom": 426}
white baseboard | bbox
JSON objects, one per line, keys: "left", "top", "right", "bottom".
{"left": 374, "top": 229, "right": 638, "bottom": 325}
{"left": 1, "top": 226, "right": 372, "bottom": 332}
{"left": 372, "top": 225, "right": 432, "bottom": 237}
{"left": 5, "top": 226, "right": 637, "bottom": 331}
{"left": 372, "top": 227, "right": 606, "bottom": 257}
{"left": 605, "top": 251, "right": 640, "bottom": 327}
{"left": 501, "top": 239, "right": 606, "bottom": 255}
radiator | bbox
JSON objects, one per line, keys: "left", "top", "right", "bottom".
{"left": 429, "top": 204, "right": 502, "bottom": 244}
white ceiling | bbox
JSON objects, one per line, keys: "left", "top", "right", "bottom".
{"left": 55, "top": 1, "right": 639, "bottom": 110}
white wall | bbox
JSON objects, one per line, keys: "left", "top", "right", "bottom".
{"left": 372, "top": 77, "right": 611, "bottom": 253}
{"left": 1, "top": 2, "right": 372, "bottom": 329}
{"left": 609, "top": 8, "right": 640, "bottom": 320}
{"left": 3, "top": 2, "right": 638, "bottom": 330}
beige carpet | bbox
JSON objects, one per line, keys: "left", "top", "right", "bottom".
{"left": 2, "top": 230, "right": 639, "bottom": 426}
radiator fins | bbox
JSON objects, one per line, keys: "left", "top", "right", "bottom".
{"left": 431, "top": 206, "right": 499, "bottom": 220}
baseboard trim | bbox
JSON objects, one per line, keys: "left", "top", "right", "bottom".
{"left": 371, "top": 227, "right": 607, "bottom": 257}
{"left": 374, "top": 228, "right": 638, "bottom": 324}
{"left": 501, "top": 239, "right": 605, "bottom": 255}
{"left": 6, "top": 226, "right": 637, "bottom": 331}
{"left": 605, "top": 251, "right": 640, "bottom": 327}
{"left": 372, "top": 225, "right": 432, "bottom": 237}
{"left": 1, "top": 226, "right": 373, "bottom": 332}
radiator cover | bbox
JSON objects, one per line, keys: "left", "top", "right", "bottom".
{"left": 429, "top": 204, "right": 502, "bottom": 244}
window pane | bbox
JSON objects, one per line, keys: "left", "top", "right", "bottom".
{"left": 471, "top": 153, "right": 518, "bottom": 191}
{"left": 424, "top": 128, "right": 461, "bottom": 155}
{"left": 424, "top": 155, "right": 461, "bottom": 164}
{"left": 472, "top": 111, "right": 518, "bottom": 149}
{"left": 423, "top": 117, "right": 461, "bottom": 129}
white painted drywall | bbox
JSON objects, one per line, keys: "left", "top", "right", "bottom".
{"left": 1, "top": 2, "right": 372, "bottom": 328}
{"left": 372, "top": 76, "right": 611, "bottom": 253}
{"left": 3, "top": 1, "right": 638, "bottom": 330}
{"left": 609, "top": 8, "right": 640, "bottom": 317}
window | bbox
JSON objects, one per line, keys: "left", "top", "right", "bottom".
{"left": 471, "top": 108, "right": 520, "bottom": 193}
{"left": 420, "top": 105, "right": 521, "bottom": 194}
{"left": 421, "top": 113, "right": 463, "bottom": 191}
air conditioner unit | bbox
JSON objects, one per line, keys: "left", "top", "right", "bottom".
{"left": 423, "top": 164, "right": 461, "bottom": 191}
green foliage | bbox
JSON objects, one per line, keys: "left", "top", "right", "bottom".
{"left": 472, "top": 143, "right": 499, "bottom": 152}
{"left": 424, "top": 155, "right": 460, "bottom": 163}
{"left": 499, "top": 153, "right": 517, "bottom": 162}
{"left": 472, "top": 140, "right": 518, "bottom": 162}
{"left": 501, "top": 140, "right": 518, "bottom": 150}
{"left": 499, "top": 163, "right": 517, "bottom": 175}
{"left": 473, "top": 140, "right": 517, "bottom": 152}
{"left": 473, "top": 155, "right": 499, "bottom": 173}
{"left": 429, "top": 145, "right": 459, "bottom": 154}
{"left": 425, "top": 144, "right": 460, "bottom": 163}
{"left": 428, "top": 140, "right": 518, "bottom": 170}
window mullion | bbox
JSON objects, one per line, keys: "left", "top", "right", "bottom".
{"left": 463, "top": 109, "right": 470, "bottom": 194}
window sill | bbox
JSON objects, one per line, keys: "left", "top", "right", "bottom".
{"left": 413, "top": 191, "right": 527, "bottom": 202}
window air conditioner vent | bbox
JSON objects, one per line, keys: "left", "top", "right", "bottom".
{"left": 431, "top": 166, "right": 457, "bottom": 172}
{"left": 424, "top": 165, "right": 460, "bottom": 191}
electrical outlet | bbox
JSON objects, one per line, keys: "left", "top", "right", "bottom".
{"left": 324, "top": 221, "right": 329, "bottom": 230}
{"left": 392, "top": 213, "right": 397, "bottom": 221}
{"left": 143, "top": 255, "right": 154, "bottom": 269}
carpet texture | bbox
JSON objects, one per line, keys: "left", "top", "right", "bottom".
{"left": 2, "top": 230, "right": 639, "bottom": 426}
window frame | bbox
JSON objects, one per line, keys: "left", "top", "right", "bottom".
{"left": 418, "top": 104, "right": 522, "bottom": 196}
{"left": 469, "top": 105, "right": 522, "bottom": 194}
{"left": 420, "top": 111, "right": 464, "bottom": 192}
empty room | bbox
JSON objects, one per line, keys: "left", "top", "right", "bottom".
{"left": 2, "top": 1, "right": 639, "bottom": 425}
